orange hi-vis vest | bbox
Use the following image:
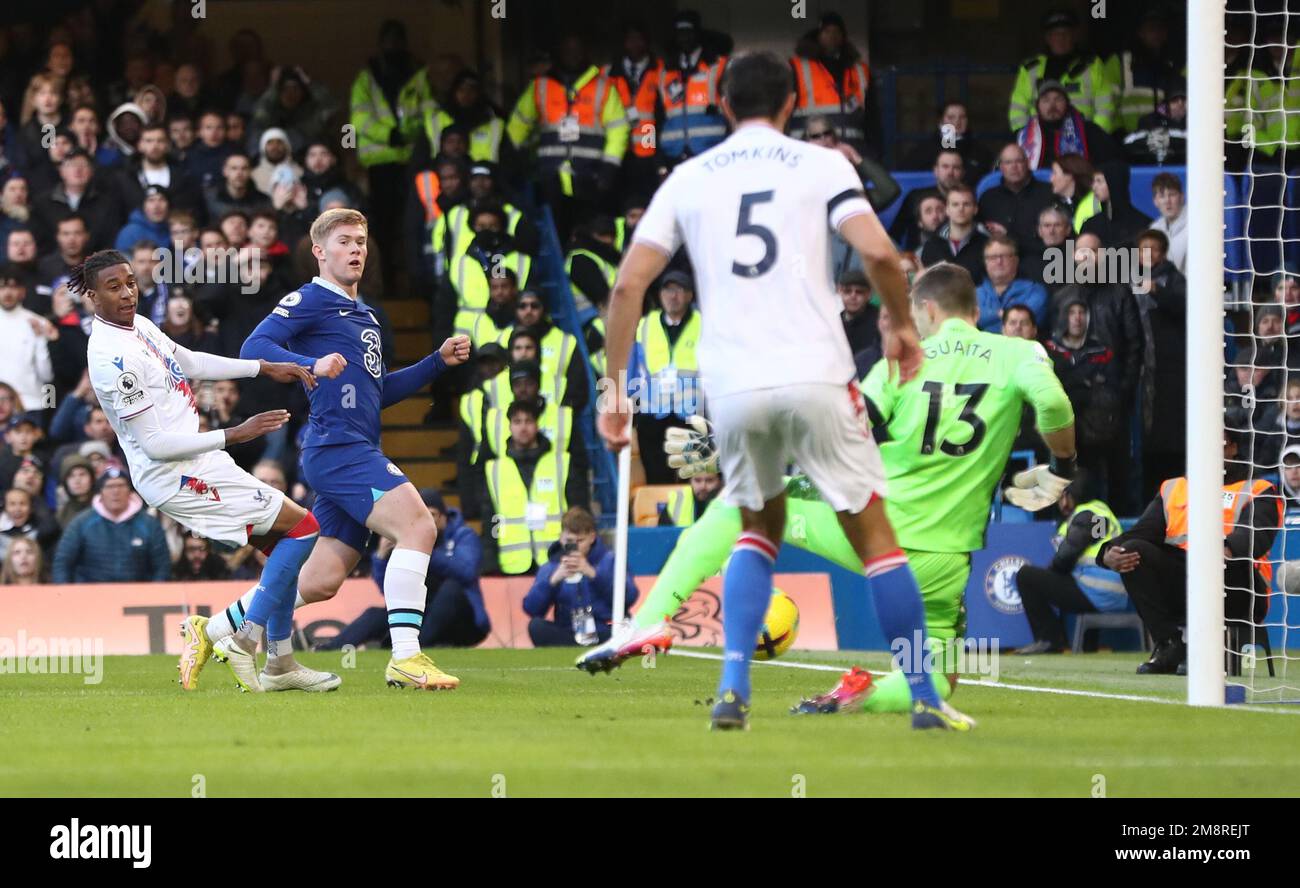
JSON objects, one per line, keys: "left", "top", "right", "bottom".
{"left": 532, "top": 69, "right": 616, "bottom": 174}
{"left": 638, "top": 57, "right": 728, "bottom": 160}
{"left": 413, "top": 170, "right": 444, "bottom": 225}
{"left": 790, "top": 54, "right": 870, "bottom": 149}
{"left": 602, "top": 62, "right": 656, "bottom": 159}
{"left": 1160, "top": 476, "right": 1282, "bottom": 584}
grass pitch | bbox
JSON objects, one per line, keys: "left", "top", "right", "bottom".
{"left": 2, "top": 648, "right": 1297, "bottom": 797}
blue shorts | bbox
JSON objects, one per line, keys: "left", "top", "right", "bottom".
{"left": 301, "top": 443, "right": 409, "bottom": 551}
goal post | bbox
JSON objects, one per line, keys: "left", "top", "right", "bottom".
{"left": 1186, "top": 0, "right": 1227, "bottom": 707}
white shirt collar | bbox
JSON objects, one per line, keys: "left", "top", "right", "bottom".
{"left": 312, "top": 275, "right": 355, "bottom": 300}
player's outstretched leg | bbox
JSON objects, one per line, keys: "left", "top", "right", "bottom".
{"left": 367, "top": 483, "right": 459, "bottom": 690}
{"left": 257, "top": 512, "right": 341, "bottom": 692}
{"left": 835, "top": 499, "right": 973, "bottom": 731}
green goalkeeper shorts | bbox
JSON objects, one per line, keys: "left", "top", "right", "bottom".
{"left": 902, "top": 549, "right": 970, "bottom": 674}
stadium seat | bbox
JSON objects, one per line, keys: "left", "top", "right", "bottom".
{"left": 1071, "top": 610, "right": 1151, "bottom": 653}
{"left": 632, "top": 484, "right": 687, "bottom": 527}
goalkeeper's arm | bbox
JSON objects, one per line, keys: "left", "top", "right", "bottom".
{"left": 1004, "top": 344, "right": 1077, "bottom": 510}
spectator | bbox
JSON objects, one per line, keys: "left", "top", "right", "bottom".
{"left": 456, "top": 342, "right": 509, "bottom": 519}
{"left": 104, "top": 102, "right": 146, "bottom": 160}
{"left": 1104, "top": 7, "right": 1182, "bottom": 134}
{"left": 204, "top": 152, "right": 271, "bottom": 221}
{"left": 172, "top": 532, "right": 231, "bottom": 581}
{"left": 30, "top": 148, "right": 124, "bottom": 252}
{"left": 116, "top": 123, "right": 203, "bottom": 220}
{"left": 1019, "top": 204, "right": 1073, "bottom": 293}
{"left": 160, "top": 293, "right": 218, "bottom": 352}
{"left": 187, "top": 110, "right": 234, "bottom": 190}
{"left": 1148, "top": 172, "right": 1187, "bottom": 274}
{"left": 0, "top": 176, "right": 29, "bottom": 244}
{"left": 1046, "top": 292, "right": 1131, "bottom": 513}
{"left": 67, "top": 104, "right": 120, "bottom": 168}
{"left": 114, "top": 185, "right": 170, "bottom": 252}
{"left": 1048, "top": 153, "right": 1094, "bottom": 231}
{"left": 1262, "top": 381, "right": 1300, "bottom": 477}
{"left": 602, "top": 25, "right": 659, "bottom": 191}
{"left": 1080, "top": 162, "right": 1152, "bottom": 248}
{"left": 1001, "top": 304, "right": 1039, "bottom": 341}
{"left": 657, "top": 470, "right": 722, "bottom": 527}
{"left": 523, "top": 506, "right": 638, "bottom": 646}
{"left": 18, "top": 74, "right": 65, "bottom": 164}
{"left": 838, "top": 269, "right": 879, "bottom": 356}
{"left": 1008, "top": 9, "right": 1115, "bottom": 134}
{"left": 564, "top": 213, "right": 620, "bottom": 315}
{"left": 1134, "top": 228, "right": 1187, "bottom": 499}
{"left": 299, "top": 139, "right": 360, "bottom": 217}
{"left": 1013, "top": 472, "right": 1125, "bottom": 654}
{"left": 127, "top": 240, "right": 171, "bottom": 328}
{"left": 634, "top": 12, "right": 728, "bottom": 166}
{"left": 169, "top": 64, "right": 214, "bottom": 121}
{"left": 1281, "top": 444, "right": 1300, "bottom": 511}
{"left": 1016, "top": 81, "right": 1118, "bottom": 170}
{"left": 632, "top": 269, "right": 701, "bottom": 484}
{"left": 920, "top": 185, "right": 988, "bottom": 283}
{"left": 888, "top": 149, "right": 965, "bottom": 247}
{"left": 410, "top": 68, "right": 510, "bottom": 170}
{"left": 52, "top": 467, "right": 171, "bottom": 583}
{"left": 499, "top": 288, "right": 588, "bottom": 414}
{"left": 34, "top": 214, "right": 88, "bottom": 314}
{"left": 0, "top": 266, "right": 55, "bottom": 416}
{"left": 975, "top": 234, "right": 1048, "bottom": 332}
{"left": 978, "top": 143, "right": 1054, "bottom": 249}
{"left": 6, "top": 228, "right": 40, "bottom": 295}
{"left": 226, "top": 112, "right": 248, "bottom": 152}
{"left": 509, "top": 33, "right": 627, "bottom": 238}
{"left": 1097, "top": 430, "right": 1280, "bottom": 675}
{"left": 853, "top": 303, "right": 890, "bottom": 380}
{"left": 464, "top": 266, "right": 519, "bottom": 347}
{"left": 480, "top": 400, "right": 583, "bottom": 575}
{"left": 249, "top": 65, "right": 337, "bottom": 153}
{"left": 1225, "top": 342, "right": 1282, "bottom": 469}
{"left": 0, "top": 100, "right": 28, "bottom": 181}
{"left": 789, "top": 12, "right": 872, "bottom": 157}
{"left": 134, "top": 85, "right": 167, "bottom": 126}
{"left": 0, "top": 536, "right": 46, "bottom": 584}
{"left": 1124, "top": 81, "right": 1187, "bottom": 165}
{"left": 0, "top": 487, "right": 42, "bottom": 562}
{"left": 167, "top": 114, "right": 197, "bottom": 171}
{"left": 903, "top": 100, "right": 992, "bottom": 181}
{"left": 55, "top": 453, "right": 93, "bottom": 528}
{"left": 250, "top": 127, "right": 302, "bottom": 196}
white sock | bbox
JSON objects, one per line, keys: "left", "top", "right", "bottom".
{"left": 266, "top": 636, "right": 294, "bottom": 659}
{"left": 241, "top": 621, "right": 265, "bottom": 645}
{"left": 385, "top": 547, "right": 430, "bottom": 660}
{"left": 208, "top": 587, "right": 307, "bottom": 643}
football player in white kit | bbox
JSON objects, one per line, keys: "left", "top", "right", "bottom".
{"left": 597, "top": 52, "right": 974, "bottom": 731}
{"left": 75, "top": 249, "right": 339, "bottom": 693}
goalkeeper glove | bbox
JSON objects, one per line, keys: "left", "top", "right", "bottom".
{"left": 1003, "top": 453, "right": 1075, "bottom": 512}
{"left": 664, "top": 415, "right": 719, "bottom": 478}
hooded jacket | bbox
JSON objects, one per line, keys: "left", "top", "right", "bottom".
{"left": 1080, "top": 161, "right": 1153, "bottom": 247}
{"left": 1046, "top": 292, "right": 1126, "bottom": 447}
{"left": 106, "top": 102, "right": 147, "bottom": 156}
{"left": 523, "top": 535, "right": 639, "bottom": 630}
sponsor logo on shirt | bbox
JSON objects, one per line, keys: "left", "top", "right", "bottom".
{"left": 273, "top": 307, "right": 291, "bottom": 317}
{"left": 385, "top": 463, "right": 402, "bottom": 476}
{"left": 280, "top": 291, "right": 302, "bottom": 306}
{"left": 179, "top": 475, "right": 221, "bottom": 501}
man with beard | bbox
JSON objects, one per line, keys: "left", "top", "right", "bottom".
{"left": 115, "top": 123, "right": 204, "bottom": 222}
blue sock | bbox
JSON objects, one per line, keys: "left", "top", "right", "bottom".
{"left": 718, "top": 532, "right": 778, "bottom": 700}
{"left": 244, "top": 515, "right": 319, "bottom": 638}
{"left": 865, "top": 550, "right": 940, "bottom": 707}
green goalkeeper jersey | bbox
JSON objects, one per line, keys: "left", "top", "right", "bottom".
{"left": 861, "top": 317, "right": 1074, "bottom": 553}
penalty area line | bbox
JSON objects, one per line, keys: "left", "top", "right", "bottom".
{"left": 667, "top": 650, "right": 1300, "bottom": 715}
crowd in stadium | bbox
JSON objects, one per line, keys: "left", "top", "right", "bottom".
{"left": 0, "top": 3, "right": 1287, "bottom": 651}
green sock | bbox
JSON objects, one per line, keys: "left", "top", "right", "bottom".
{"left": 634, "top": 500, "right": 742, "bottom": 628}
{"left": 862, "top": 669, "right": 953, "bottom": 713}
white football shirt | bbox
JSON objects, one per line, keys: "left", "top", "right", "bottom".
{"left": 632, "top": 122, "right": 872, "bottom": 399}
{"left": 88, "top": 313, "right": 204, "bottom": 506}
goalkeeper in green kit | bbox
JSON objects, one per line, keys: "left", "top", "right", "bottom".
{"left": 578, "top": 263, "right": 1077, "bottom": 717}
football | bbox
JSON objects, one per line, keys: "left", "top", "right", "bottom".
{"left": 754, "top": 589, "right": 800, "bottom": 660}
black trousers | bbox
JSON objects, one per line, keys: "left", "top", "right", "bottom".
{"left": 1117, "top": 540, "right": 1268, "bottom": 646}
{"left": 321, "top": 577, "right": 487, "bottom": 649}
{"left": 367, "top": 162, "right": 407, "bottom": 292}
{"left": 528, "top": 616, "right": 613, "bottom": 648}
{"left": 1016, "top": 565, "right": 1098, "bottom": 648}
{"left": 635, "top": 415, "right": 691, "bottom": 485}
{"left": 1079, "top": 437, "right": 1136, "bottom": 515}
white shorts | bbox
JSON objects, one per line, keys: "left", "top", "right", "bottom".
{"left": 156, "top": 450, "right": 285, "bottom": 547}
{"left": 710, "top": 381, "right": 886, "bottom": 513}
